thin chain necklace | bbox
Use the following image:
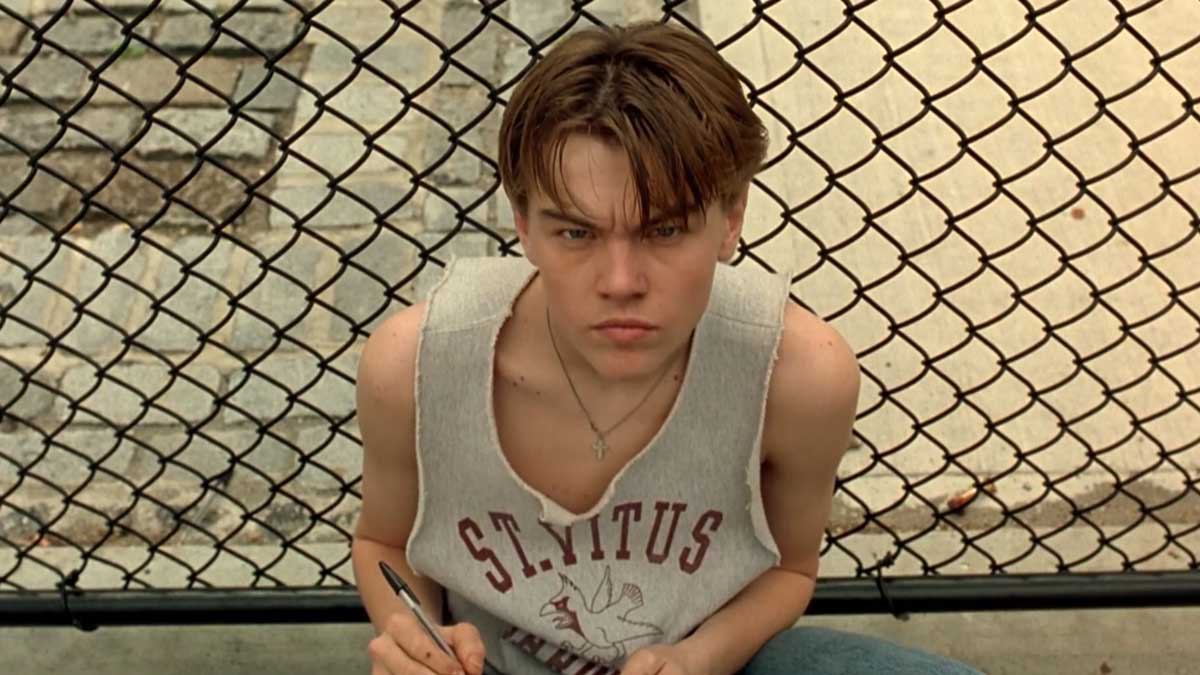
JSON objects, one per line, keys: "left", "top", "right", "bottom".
{"left": 545, "top": 306, "right": 675, "bottom": 461}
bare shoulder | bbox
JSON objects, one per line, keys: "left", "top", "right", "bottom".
{"left": 353, "top": 301, "right": 428, "bottom": 543}
{"left": 761, "top": 302, "right": 861, "bottom": 467}
{"left": 356, "top": 301, "right": 428, "bottom": 413}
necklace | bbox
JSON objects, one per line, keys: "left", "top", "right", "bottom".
{"left": 545, "top": 306, "right": 675, "bottom": 461}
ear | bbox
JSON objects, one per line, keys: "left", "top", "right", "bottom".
{"left": 717, "top": 188, "right": 748, "bottom": 262}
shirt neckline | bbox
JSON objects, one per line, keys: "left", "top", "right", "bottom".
{"left": 483, "top": 259, "right": 704, "bottom": 526}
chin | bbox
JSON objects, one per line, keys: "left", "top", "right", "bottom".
{"left": 590, "top": 349, "right": 673, "bottom": 381}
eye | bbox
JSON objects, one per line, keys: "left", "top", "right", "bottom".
{"left": 559, "top": 228, "right": 592, "bottom": 241}
{"left": 647, "top": 224, "right": 685, "bottom": 239}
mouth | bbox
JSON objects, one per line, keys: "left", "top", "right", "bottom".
{"left": 592, "top": 318, "right": 658, "bottom": 345}
{"left": 594, "top": 318, "right": 656, "bottom": 330}
{"left": 594, "top": 325, "right": 656, "bottom": 344}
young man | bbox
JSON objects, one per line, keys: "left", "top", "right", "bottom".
{"left": 352, "top": 21, "right": 980, "bottom": 675}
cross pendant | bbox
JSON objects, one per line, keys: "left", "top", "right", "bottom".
{"left": 592, "top": 435, "right": 607, "bottom": 461}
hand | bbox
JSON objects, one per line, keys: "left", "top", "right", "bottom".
{"left": 368, "top": 613, "right": 487, "bottom": 675}
{"left": 620, "top": 643, "right": 705, "bottom": 675}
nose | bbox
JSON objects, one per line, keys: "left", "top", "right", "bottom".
{"left": 597, "top": 237, "right": 647, "bottom": 301}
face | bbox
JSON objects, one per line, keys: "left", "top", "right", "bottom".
{"left": 513, "top": 133, "right": 747, "bottom": 383}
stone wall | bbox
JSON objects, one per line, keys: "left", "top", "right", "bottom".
{"left": 0, "top": 0, "right": 701, "bottom": 587}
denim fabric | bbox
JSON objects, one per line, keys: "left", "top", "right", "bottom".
{"left": 738, "top": 626, "right": 984, "bottom": 675}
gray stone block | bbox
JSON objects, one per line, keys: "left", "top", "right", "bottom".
{"left": 434, "top": 85, "right": 494, "bottom": 133}
{"left": 429, "top": 147, "right": 483, "bottom": 186}
{"left": 228, "top": 234, "right": 328, "bottom": 351}
{"left": 441, "top": 2, "right": 501, "bottom": 86}
{"left": 0, "top": 210, "right": 38, "bottom": 236}
{"left": 0, "top": 359, "right": 54, "bottom": 421}
{"left": 0, "top": 20, "right": 27, "bottom": 53}
{"left": 0, "top": 107, "right": 138, "bottom": 154}
{"left": 330, "top": 227, "right": 420, "bottom": 330}
{"left": 0, "top": 501, "right": 45, "bottom": 542}
{"left": 57, "top": 301, "right": 126, "bottom": 355}
{"left": 157, "top": 11, "right": 301, "bottom": 57}
{"left": 2, "top": 1, "right": 32, "bottom": 17}
{"left": 77, "top": 0, "right": 220, "bottom": 13}
{"left": 221, "top": 350, "right": 358, "bottom": 424}
{"left": 63, "top": 153, "right": 252, "bottom": 229}
{"left": 0, "top": 55, "right": 89, "bottom": 102}
{"left": 280, "top": 131, "right": 406, "bottom": 179}
{"left": 218, "top": 428, "right": 296, "bottom": 478}
{"left": 269, "top": 180, "right": 421, "bottom": 229}
{"left": 0, "top": 426, "right": 138, "bottom": 494}
{"left": 232, "top": 62, "right": 303, "bottom": 111}
{"left": 136, "top": 427, "right": 296, "bottom": 488}
{"left": 0, "top": 213, "right": 39, "bottom": 237}
{"left": 155, "top": 14, "right": 218, "bottom": 52}
{"left": 359, "top": 38, "right": 439, "bottom": 90}
{"left": 315, "top": 74, "right": 409, "bottom": 128}
{"left": 216, "top": 0, "right": 310, "bottom": 10}
{"left": 92, "top": 54, "right": 242, "bottom": 107}
{"left": 304, "top": 4, "right": 393, "bottom": 49}
{"left": 294, "top": 423, "right": 360, "bottom": 493}
{"left": 423, "top": 186, "right": 489, "bottom": 233}
{"left": 0, "top": 232, "right": 61, "bottom": 270}
{"left": 58, "top": 226, "right": 151, "bottom": 354}
{"left": 497, "top": 4, "right": 625, "bottom": 86}
{"left": 180, "top": 161, "right": 257, "bottom": 227}
{"left": 0, "top": 157, "right": 73, "bottom": 219}
{"left": 138, "top": 234, "right": 236, "bottom": 352}
{"left": 133, "top": 429, "right": 229, "bottom": 484}
{"left": 20, "top": 15, "right": 124, "bottom": 55}
{"left": 137, "top": 108, "right": 277, "bottom": 160}
{"left": 304, "top": 41, "right": 356, "bottom": 86}
{"left": 56, "top": 361, "right": 221, "bottom": 426}
{"left": 422, "top": 87, "right": 495, "bottom": 186}
{"left": 505, "top": 0, "right": 573, "bottom": 44}
{"left": 220, "top": 7, "right": 302, "bottom": 54}
{"left": 0, "top": 234, "right": 66, "bottom": 347}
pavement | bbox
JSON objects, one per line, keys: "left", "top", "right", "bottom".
{"left": 3, "top": 607, "right": 1199, "bottom": 674}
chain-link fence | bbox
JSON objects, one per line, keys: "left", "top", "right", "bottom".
{"left": 1, "top": 0, "right": 1198, "bottom": 626}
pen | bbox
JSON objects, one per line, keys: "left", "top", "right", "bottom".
{"left": 378, "top": 560, "right": 456, "bottom": 657}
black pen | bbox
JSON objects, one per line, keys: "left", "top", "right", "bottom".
{"left": 378, "top": 560, "right": 456, "bottom": 657}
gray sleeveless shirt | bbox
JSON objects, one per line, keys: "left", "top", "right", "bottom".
{"left": 407, "top": 256, "right": 788, "bottom": 675}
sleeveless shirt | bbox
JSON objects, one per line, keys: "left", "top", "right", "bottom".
{"left": 407, "top": 256, "right": 789, "bottom": 675}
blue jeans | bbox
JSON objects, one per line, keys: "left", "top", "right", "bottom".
{"left": 739, "top": 626, "right": 984, "bottom": 675}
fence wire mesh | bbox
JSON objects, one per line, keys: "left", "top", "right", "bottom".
{"left": 0, "top": 0, "right": 1198, "bottom": 605}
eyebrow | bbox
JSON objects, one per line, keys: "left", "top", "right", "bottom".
{"left": 538, "top": 207, "right": 695, "bottom": 230}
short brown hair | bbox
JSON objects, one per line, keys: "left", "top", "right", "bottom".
{"left": 498, "top": 21, "right": 768, "bottom": 227}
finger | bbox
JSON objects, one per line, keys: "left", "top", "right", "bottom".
{"left": 368, "top": 633, "right": 440, "bottom": 675}
{"left": 621, "top": 651, "right": 666, "bottom": 675}
{"left": 446, "top": 623, "right": 488, "bottom": 675}
{"left": 383, "top": 614, "right": 464, "bottom": 675}
{"left": 396, "top": 627, "right": 465, "bottom": 675}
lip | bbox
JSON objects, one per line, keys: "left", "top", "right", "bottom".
{"left": 590, "top": 319, "right": 657, "bottom": 341}
{"left": 593, "top": 318, "right": 657, "bottom": 330}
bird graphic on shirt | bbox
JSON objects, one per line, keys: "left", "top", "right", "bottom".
{"left": 538, "top": 565, "right": 664, "bottom": 663}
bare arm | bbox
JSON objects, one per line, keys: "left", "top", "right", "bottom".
{"left": 668, "top": 304, "right": 861, "bottom": 675}
{"left": 351, "top": 302, "right": 446, "bottom": 627}
{"left": 352, "top": 303, "right": 487, "bottom": 675}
